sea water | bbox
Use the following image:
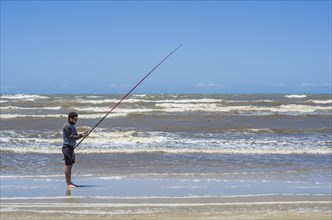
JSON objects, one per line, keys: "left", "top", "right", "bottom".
{"left": 0, "top": 94, "right": 331, "bottom": 198}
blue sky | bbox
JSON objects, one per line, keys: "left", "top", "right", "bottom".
{"left": 1, "top": 1, "right": 331, "bottom": 94}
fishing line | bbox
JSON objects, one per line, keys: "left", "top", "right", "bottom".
{"left": 74, "top": 44, "right": 183, "bottom": 149}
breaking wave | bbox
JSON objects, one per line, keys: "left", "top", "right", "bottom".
{"left": 285, "top": 95, "right": 307, "bottom": 99}
{"left": 1, "top": 129, "right": 331, "bottom": 155}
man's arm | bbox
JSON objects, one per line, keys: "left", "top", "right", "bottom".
{"left": 64, "top": 125, "right": 82, "bottom": 140}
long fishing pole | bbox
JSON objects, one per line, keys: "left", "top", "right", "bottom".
{"left": 74, "top": 44, "right": 183, "bottom": 149}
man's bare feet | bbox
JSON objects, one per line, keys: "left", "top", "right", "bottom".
{"left": 66, "top": 183, "right": 78, "bottom": 188}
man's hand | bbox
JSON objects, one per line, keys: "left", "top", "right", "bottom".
{"left": 82, "top": 131, "right": 89, "bottom": 138}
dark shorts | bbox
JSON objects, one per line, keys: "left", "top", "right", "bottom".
{"left": 62, "top": 144, "right": 75, "bottom": 165}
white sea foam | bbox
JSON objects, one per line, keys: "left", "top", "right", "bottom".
{"left": 0, "top": 106, "right": 62, "bottom": 110}
{"left": 155, "top": 103, "right": 331, "bottom": 113}
{"left": 285, "top": 95, "right": 307, "bottom": 98}
{"left": 153, "top": 98, "right": 223, "bottom": 103}
{"left": 0, "top": 112, "right": 128, "bottom": 119}
{"left": 0, "top": 201, "right": 330, "bottom": 208}
{"left": 0, "top": 114, "right": 66, "bottom": 119}
{"left": 76, "top": 99, "right": 119, "bottom": 104}
{"left": 86, "top": 96, "right": 104, "bottom": 99}
{"left": 75, "top": 98, "right": 224, "bottom": 105}
{"left": 1, "top": 193, "right": 330, "bottom": 200}
{"left": 277, "top": 104, "right": 331, "bottom": 113}
{"left": 306, "top": 100, "right": 332, "bottom": 104}
{"left": 1, "top": 129, "right": 331, "bottom": 155}
{"left": 224, "top": 100, "right": 275, "bottom": 103}
{"left": 1, "top": 93, "right": 330, "bottom": 120}
{"left": 2, "top": 102, "right": 330, "bottom": 119}
{"left": 97, "top": 176, "right": 124, "bottom": 180}
{"left": 0, "top": 94, "right": 49, "bottom": 100}
{"left": 72, "top": 107, "right": 157, "bottom": 115}
{"left": 1, "top": 145, "right": 330, "bottom": 155}
{"left": 133, "top": 94, "right": 147, "bottom": 97}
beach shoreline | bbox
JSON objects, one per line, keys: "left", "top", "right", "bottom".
{"left": 1, "top": 194, "right": 331, "bottom": 219}
{"left": 1, "top": 173, "right": 331, "bottom": 219}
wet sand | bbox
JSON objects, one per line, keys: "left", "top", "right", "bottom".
{"left": 1, "top": 195, "right": 331, "bottom": 220}
{"left": 1, "top": 175, "right": 331, "bottom": 220}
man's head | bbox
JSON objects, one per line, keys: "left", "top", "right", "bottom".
{"left": 68, "top": 112, "right": 78, "bottom": 125}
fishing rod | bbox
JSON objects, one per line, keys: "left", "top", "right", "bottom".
{"left": 74, "top": 44, "right": 183, "bottom": 149}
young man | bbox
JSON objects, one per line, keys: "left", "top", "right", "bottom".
{"left": 62, "top": 112, "right": 88, "bottom": 188}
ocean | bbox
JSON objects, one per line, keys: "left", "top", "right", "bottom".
{"left": 0, "top": 93, "right": 331, "bottom": 219}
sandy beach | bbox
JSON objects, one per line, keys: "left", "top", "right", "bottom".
{"left": 1, "top": 172, "right": 331, "bottom": 220}
{"left": 1, "top": 179, "right": 331, "bottom": 220}
{"left": 2, "top": 196, "right": 331, "bottom": 220}
{"left": 1, "top": 196, "right": 331, "bottom": 219}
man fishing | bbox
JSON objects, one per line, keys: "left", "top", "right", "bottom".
{"left": 60, "top": 45, "right": 181, "bottom": 189}
{"left": 62, "top": 112, "right": 88, "bottom": 188}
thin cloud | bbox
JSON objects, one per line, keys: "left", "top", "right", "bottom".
{"left": 322, "top": 83, "right": 332, "bottom": 87}
{"left": 109, "top": 84, "right": 131, "bottom": 88}
{"left": 268, "top": 83, "right": 285, "bottom": 87}
{"left": 300, "top": 83, "right": 318, "bottom": 87}
{"left": 0, "top": 85, "right": 13, "bottom": 89}
{"left": 196, "top": 83, "right": 223, "bottom": 88}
